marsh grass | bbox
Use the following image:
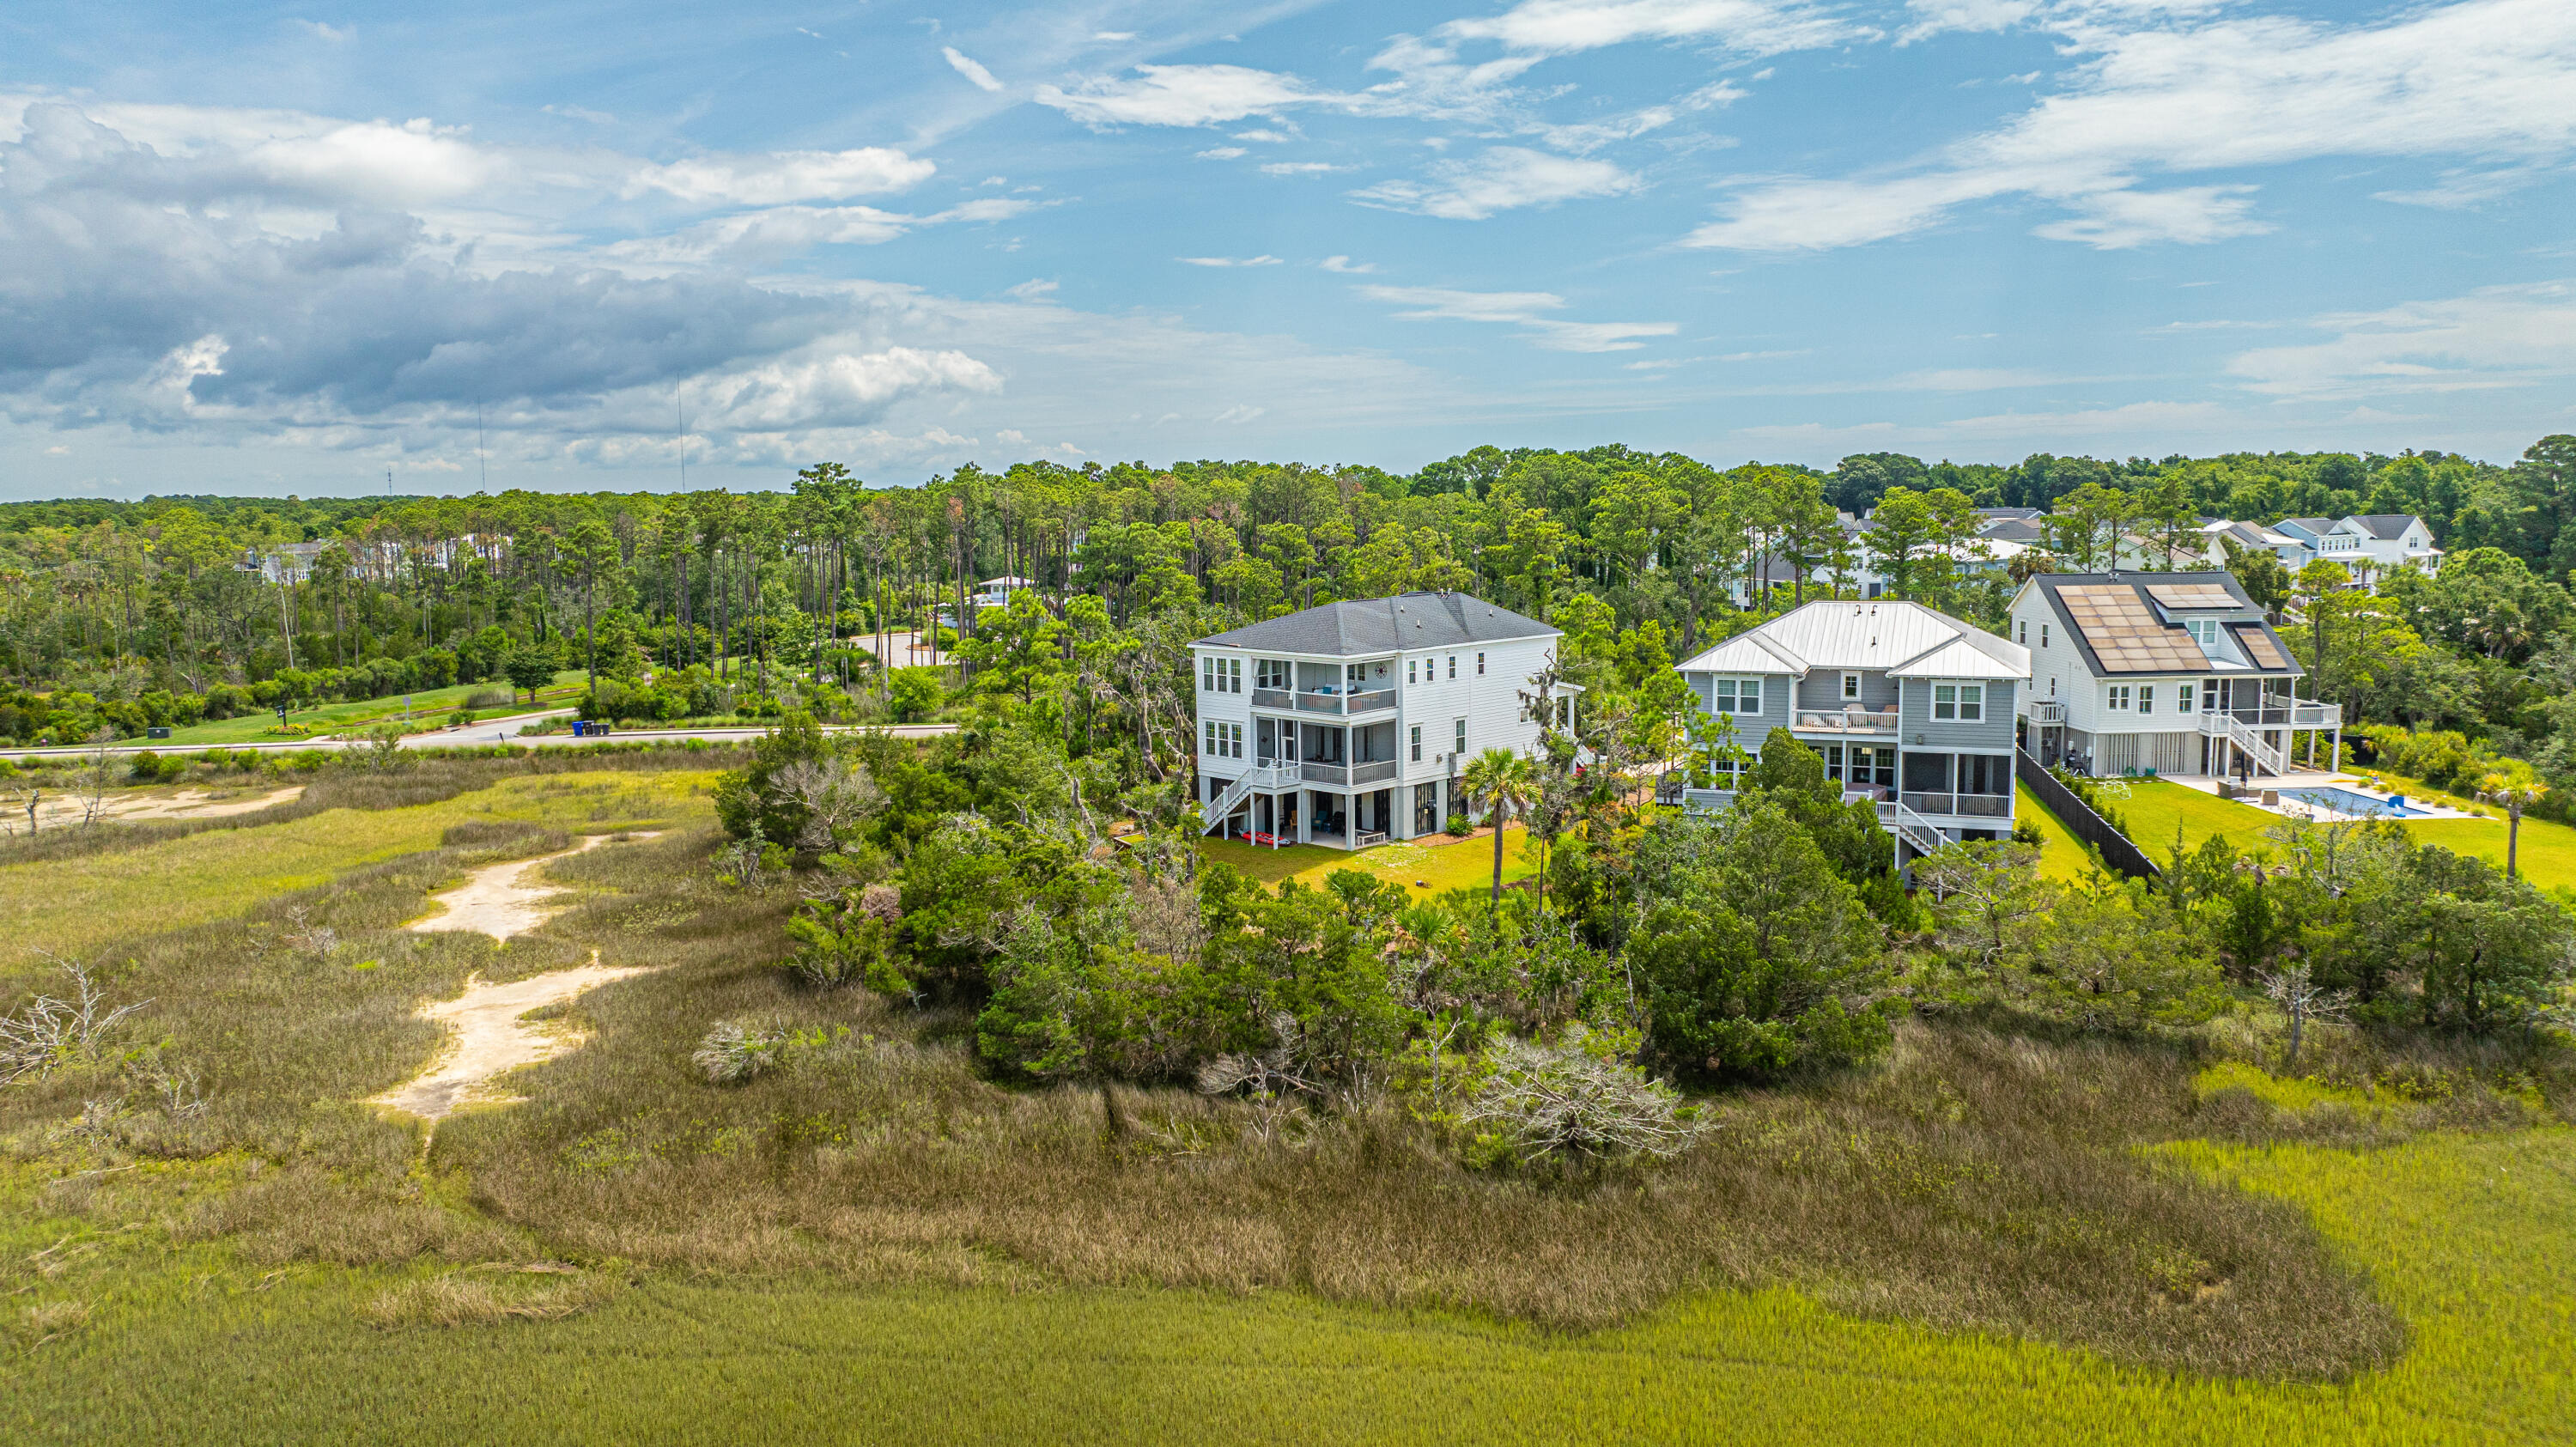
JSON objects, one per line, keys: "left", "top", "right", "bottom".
{"left": 9, "top": 763, "right": 2566, "bottom": 1393}
{"left": 359, "top": 1271, "right": 623, "bottom": 1329}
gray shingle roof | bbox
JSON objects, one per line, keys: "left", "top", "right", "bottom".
{"left": 2351, "top": 513, "right": 2421, "bottom": 539}
{"left": 1196, "top": 593, "right": 1557, "bottom": 655}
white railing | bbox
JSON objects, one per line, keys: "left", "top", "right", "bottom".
{"left": 1200, "top": 763, "right": 1297, "bottom": 834}
{"left": 2291, "top": 701, "right": 2342, "bottom": 728}
{"left": 1288, "top": 688, "right": 1399, "bottom": 717}
{"left": 2200, "top": 711, "right": 2287, "bottom": 776}
{"left": 2027, "top": 701, "right": 2066, "bottom": 725}
{"left": 1795, "top": 706, "right": 1900, "bottom": 733}
{"left": 1352, "top": 759, "right": 1398, "bottom": 785}
{"left": 1874, "top": 799, "right": 1947, "bottom": 858}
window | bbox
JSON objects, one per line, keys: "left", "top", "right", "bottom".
{"left": 1227, "top": 722, "right": 1243, "bottom": 758}
{"left": 1455, "top": 718, "right": 1467, "bottom": 756}
{"left": 1201, "top": 657, "right": 1215, "bottom": 692}
{"left": 2138, "top": 685, "right": 2155, "bottom": 716}
{"left": 2017, "top": 619, "right": 2026, "bottom": 644}
{"left": 2183, "top": 618, "right": 2221, "bottom": 648}
{"left": 1959, "top": 754, "right": 2007, "bottom": 796}
{"left": 1409, "top": 725, "right": 1423, "bottom": 763}
{"left": 2107, "top": 684, "right": 2131, "bottom": 711}
{"left": 1475, "top": 652, "right": 1486, "bottom": 676}
{"left": 2178, "top": 682, "right": 2196, "bottom": 713}
{"left": 1406, "top": 659, "right": 1418, "bottom": 684}
{"left": 1346, "top": 663, "right": 1365, "bottom": 689}
{"left": 1256, "top": 659, "right": 1289, "bottom": 690}
{"left": 1932, "top": 683, "right": 1984, "bottom": 721}
{"left": 1202, "top": 720, "right": 1242, "bottom": 758}
{"left": 1204, "top": 720, "right": 1216, "bottom": 755}
{"left": 1447, "top": 655, "right": 1457, "bottom": 679}
{"left": 1203, "top": 657, "right": 1240, "bottom": 693}
{"left": 2040, "top": 623, "right": 2049, "bottom": 648}
{"left": 1712, "top": 676, "right": 1762, "bottom": 716}
{"left": 1842, "top": 672, "right": 1862, "bottom": 701}
{"left": 1227, "top": 659, "right": 1241, "bottom": 692}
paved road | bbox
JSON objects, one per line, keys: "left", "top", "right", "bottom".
{"left": 9, "top": 714, "right": 959, "bottom": 761}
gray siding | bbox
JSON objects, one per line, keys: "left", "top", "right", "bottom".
{"left": 1685, "top": 669, "right": 1791, "bottom": 742}
{"left": 1795, "top": 669, "right": 1900, "bottom": 711}
{"left": 1899, "top": 678, "right": 2020, "bottom": 752}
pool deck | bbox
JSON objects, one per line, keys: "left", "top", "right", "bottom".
{"left": 2153, "top": 772, "right": 2479, "bottom": 823}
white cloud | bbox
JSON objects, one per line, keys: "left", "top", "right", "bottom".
{"left": 1234, "top": 128, "right": 1297, "bottom": 143}
{"left": 1178, "top": 254, "right": 1284, "bottom": 266}
{"left": 1093, "top": 31, "right": 1136, "bottom": 41}
{"left": 295, "top": 19, "right": 353, "bottom": 42}
{"left": 1195, "top": 146, "right": 1248, "bottom": 159}
{"left": 1261, "top": 161, "right": 1342, "bottom": 175}
{"left": 696, "top": 346, "right": 1001, "bottom": 431}
{"left": 2227, "top": 281, "right": 2576, "bottom": 398}
{"left": 1003, "top": 279, "right": 1060, "bottom": 300}
{"left": 1437, "top": 0, "right": 1876, "bottom": 57}
{"left": 1899, "top": 0, "right": 2038, "bottom": 45}
{"left": 2373, "top": 167, "right": 2550, "bottom": 210}
{"left": 598, "top": 200, "right": 1035, "bottom": 269}
{"left": 1213, "top": 404, "right": 1267, "bottom": 423}
{"left": 1034, "top": 64, "right": 1347, "bottom": 128}
{"left": 1319, "top": 255, "right": 1378, "bottom": 273}
{"left": 942, "top": 47, "right": 1005, "bottom": 93}
{"left": 1357, "top": 284, "right": 1674, "bottom": 350}
{"left": 1351, "top": 146, "right": 1639, "bottom": 219}
{"left": 629, "top": 147, "right": 936, "bottom": 204}
{"left": 1688, "top": 0, "right": 2576, "bottom": 252}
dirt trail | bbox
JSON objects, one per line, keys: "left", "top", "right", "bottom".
{"left": 408, "top": 831, "right": 656, "bottom": 941}
{"left": 12, "top": 784, "right": 305, "bottom": 830}
{"left": 371, "top": 953, "right": 652, "bottom": 1119}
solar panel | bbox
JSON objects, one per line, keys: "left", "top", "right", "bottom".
{"left": 2146, "top": 583, "right": 2236, "bottom": 611}
{"left": 2233, "top": 624, "right": 2291, "bottom": 670}
{"left": 2059, "top": 584, "right": 2209, "bottom": 672}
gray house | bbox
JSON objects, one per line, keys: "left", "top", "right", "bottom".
{"left": 1673, "top": 599, "right": 2030, "bottom": 860}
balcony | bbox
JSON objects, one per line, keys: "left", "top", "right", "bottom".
{"left": 1795, "top": 706, "right": 1900, "bottom": 734}
{"left": 2026, "top": 701, "right": 2066, "bottom": 725}
{"left": 1266, "top": 687, "right": 1400, "bottom": 717}
{"left": 1301, "top": 759, "right": 1400, "bottom": 787}
{"left": 1901, "top": 790, "right": 2012, "bottom": 818}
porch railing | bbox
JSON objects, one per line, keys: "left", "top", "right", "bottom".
{"left": 1795, "top": 706, "right": 1900, "bottom": 733}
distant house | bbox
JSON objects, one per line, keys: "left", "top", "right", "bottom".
{"left": 2011, "top": 571, "right": 2340, "bottom": 780}
{"left": 2270, "top": 514, "right": 2441, "bottom": 587}
{"left": 1674, "top": 599, "right": 2030, "bottom": 858}
{"left": 1189, "top": 593, "right": 1574, "bottom": 849}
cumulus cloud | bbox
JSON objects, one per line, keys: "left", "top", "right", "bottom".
{"left": 1357, "top": 284, "right": 1674, "bottom": 350}
{"left": 942, "top": 47, "right": 1005, "bottom": 93}
{"left": 1686, "top": 0, "right": 2576, "bottom": 252}
{"left": 599, "top": 200, "right": 1035, "bottom": 270}
{"left": 2226, "top": 282, "right": 2576, "bottom": 398}
{"left": 628, "top": 146, "right": 935, "bottom": 204}
{"left": 1436, "top": 0, "right": 1875, "bottom": 57}
{"left": 1033, "top": 64, "right": 1350, "bottom": 128}
{"left": 1177, "top": 254, "right": 1283, "bottom": 266}
{"left": 1352, "top": 147, "right": 1640, "bottom": 219}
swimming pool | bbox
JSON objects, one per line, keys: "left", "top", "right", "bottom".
{"left": 2280, "top": 786, "right": 2431, "bottom": 818}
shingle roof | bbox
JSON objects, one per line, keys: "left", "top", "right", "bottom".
{"left": 2020, "top": 572, "right": 2300, "bottom": 678}
{"left": 1195, "top": 593, "right": 1556, "bottom": 655}
{"left": 2350, "top": 514, "right": 2421, "bottom": 540}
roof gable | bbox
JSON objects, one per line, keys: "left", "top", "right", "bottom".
{"left": 1195, "top": 593, "right": 1556, "bottom": 655}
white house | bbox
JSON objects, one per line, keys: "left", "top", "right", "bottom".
{"left": 2272, "top": 515, "right": 2442, "bottom": 587}
{"left": 1674, "top": 599, "right": 2030, "bottom": 858}
{"left": 1190, "top": 593, "right": 1575, "bottom": 848}
{"left": 2012, "top": 571, "right": 2341, "bottom": 780}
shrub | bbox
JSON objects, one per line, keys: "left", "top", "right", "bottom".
{"left": 691, "top": 1020, "right": 790, "bottom": 1084}
{"left": 1460, "top": 1028, "right": 1698, "bottom": 1168}
{"left": 887, "top": 666, "right": 944, "bottom": 722}
{"left": 1446, "top": 813, "right": 1474, "bottom": 836}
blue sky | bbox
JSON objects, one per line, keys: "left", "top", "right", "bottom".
{"left": 2, "top": 0, "right": 2571, "bottom": 498}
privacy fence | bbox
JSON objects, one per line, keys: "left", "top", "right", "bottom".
{"left": 2015, "top": 747, "right": 2160, "bottom": 881}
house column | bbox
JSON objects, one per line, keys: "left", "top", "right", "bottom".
{"left": 1297, "top": 791, "right": 1311, "bottom": 845}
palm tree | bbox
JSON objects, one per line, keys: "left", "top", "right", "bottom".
{"left": 2478, "top": 774, "right": 2544, "bottom": 880}
{"left": 1461, "top": 747, "right": 1537, "bottom": 905}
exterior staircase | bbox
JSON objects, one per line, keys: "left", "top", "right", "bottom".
{"left": 1874, "top": 799, "right": 1947, "bottom": 859}
{"left": 2200, "top": 712, "right": 2287, "bottom": 776}
{"left": 1201, "top": 763, "right": 1297, "bottom": 834}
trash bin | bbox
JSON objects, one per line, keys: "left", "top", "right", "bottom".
{"left": 146, "top": 727, "right": 172, "bottom": 739}
{"left": 571, "top": 720, "right": 587, "bottom": 738}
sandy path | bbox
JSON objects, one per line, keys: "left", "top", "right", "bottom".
{"left": 11, "top": 784, "right": 306, "bottom": 830}
{"left": 371, "top": 954, "right": 652, "bottom": 1119}
{"left": 408, "top": 831, "right": 655, "bottom": 941}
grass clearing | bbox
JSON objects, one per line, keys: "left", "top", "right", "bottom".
{"left": 0, "top": 770, "right": 714, "bottom": 970}
{"left": 1198, "top": 825, "right": 1537, "bottom": 897}
{"left": 158, "top": 669, "right": 592, "bottom": 745}
{"left": 2087, "top": 776, "right": 2576, "bottom": 897}
{"left": 2015, "top": 782, "right": 2094, "bottom": 882}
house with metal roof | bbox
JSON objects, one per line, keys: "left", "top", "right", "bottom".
{"left": 1673, "top": 599, "right": 2030, "bottom": 860}
{"left": 1189, "top": 593, "right": 1573, "bottom": 849}
{"left": 2012, "top": 572, "right": 2341, "bottom": 780}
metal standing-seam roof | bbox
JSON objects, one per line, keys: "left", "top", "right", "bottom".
{"left": 1194, "top": 593, "right": 1557, "bottom": 656}
{"left": 1675, "top": 599, "right": 2029, "bottom": 681}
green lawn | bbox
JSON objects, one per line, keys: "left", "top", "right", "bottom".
{"left": 2014, "top": 782, "right": 2094, "bottom": 883}
{"left": 2092, "top": 777, "right": 2576, "bottom": 896}
{"left": 9, "top": 1127, "right": 2572, "bottom": 1444}
{"left": 159, "top": 670, "right": 591, "bottom": 745}
{"left": 1199, "top": 824, "right": 1536, "bottom": 897}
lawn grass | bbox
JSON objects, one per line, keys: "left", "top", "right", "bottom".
{"left": 2089, "top": 776, "right": 2576, "bottom": 896}
{"left": 2099, "top": 778, "right": 2281, "bottom": 863}
{"left": 158, "top": 670, "right": 592, "bottom": 745}
{"left": 6, "top": 1128, "right": 2570, "bottom": 1444}
{"left": 2014, "top": 782, "right": 2094, "bottom": 883}
{"left": 0, "top": 769, "right": 714, "bottom": 972}
{"left": 1198, "top": 825, "right": 1536, "bottom": 897}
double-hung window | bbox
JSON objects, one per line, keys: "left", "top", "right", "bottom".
{"left": 1841, "top": 672, "right": 1862, "bottom": 701}
{"left": 2107, "top": 684, "right": 2132, "bottom": 711}
{"left": 1447, "top": 655, "right": 1457, "bottom": 679}
{"left": 2138, "top": 685, "right": 2155, "bottom": 716}
{"left": 1711, "top": 677, "right": 1762, "bottom": 717}
{"left": 2040, "top": 623, "right": 2049, "bottom": 648}
{"left": 2178, "top": 682, "right": 2196, "bottom": 713}
{"left": 1256, "top": 659, "right": 1289, "bottom": 690}
{"left": 1932, "top": 683, "right": 1984, "bottom": 721}
{"left": 1409, "top": 725, "right": 1423, "bottom": 762}
{"left": 1203, "top": 720, "right": 1244, "bottom": 759}
{"left": 2017, "top": 619, "right": 2027, "bottom": 644}
{"left": 1475, "top": 653, "right": 1486, "bottom": 676}
{"left": 1200, "top": 656, "right": 1241, "bottom": 693}
{"left": 1406, "top": 658, "right": 1419, "bottom": 684}
{"left": 1454, "top": 718, "right": 1467, "bottom": 756}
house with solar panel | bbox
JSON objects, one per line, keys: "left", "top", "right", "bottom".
{"left": 1189, "top": 593, "right": 1577, "bottom": 849}
{"left": 1672, "top": 599, "right": 2030, "bottom": 859}
{"left": 2011, "top": 572, "right": 2341, "bottom": 780}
